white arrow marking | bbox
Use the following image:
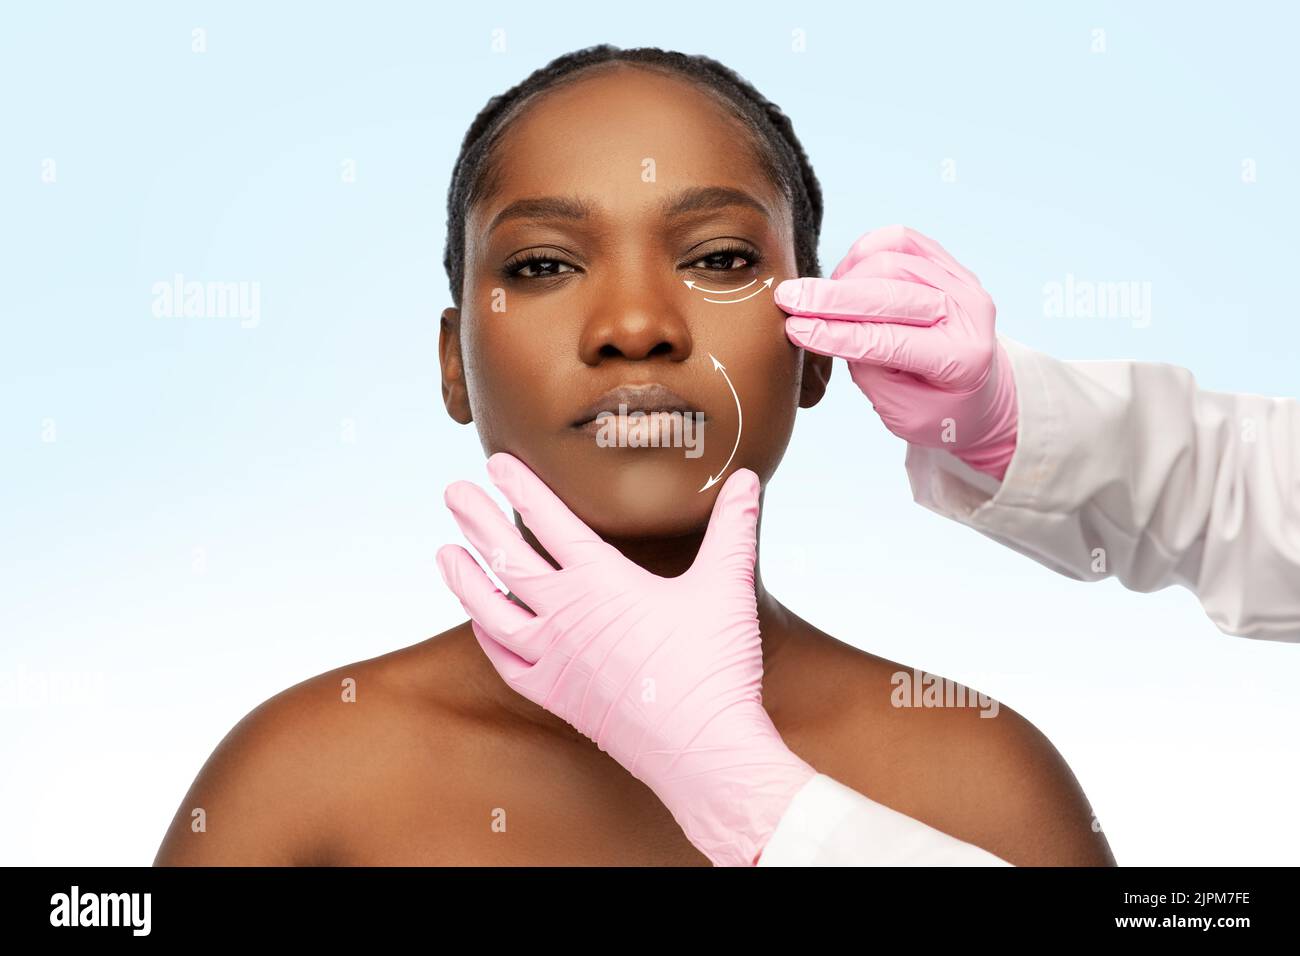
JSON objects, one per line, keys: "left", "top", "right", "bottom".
{"left": 699, "top": 353, "right": 742, "bottom": 492}
{"left": 683, "top": 277, "right": 758, "bottom": 295}
{"left": 702, "top": 276, "right": 774, "bottom": 304}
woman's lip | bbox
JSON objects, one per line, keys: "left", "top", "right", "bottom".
{"left": 570, "top": 383, "right": 705, "bottom": 427}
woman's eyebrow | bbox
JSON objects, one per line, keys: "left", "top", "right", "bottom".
{"left": 486, "top": 186, "right": 772, "bottom": 236}
{"left": 487, "top": 195, "right": 595, "bottom": 236}
{"left": 660, "top": 185, "right": 773, "bottom": 222}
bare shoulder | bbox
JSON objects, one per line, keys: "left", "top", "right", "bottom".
{"left": 153, "top": 626, "right": 479, "bottom": 866}
{"left": 777, "top": 628, "right": 1115, "bottom": 866}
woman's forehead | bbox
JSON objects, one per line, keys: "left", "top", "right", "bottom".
{"left": 475, "top": 68, "right": 782, "bottom": 224}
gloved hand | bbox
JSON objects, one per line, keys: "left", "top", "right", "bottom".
{"left": 435, "top": 452, "right": 817, "bottom": 867}
{"left": 775, "top": 224, "right": 1019, "bottom": 480}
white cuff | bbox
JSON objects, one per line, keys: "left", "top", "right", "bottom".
{"left": 902, "top": 336, "right": 1097, "bottom": 582}
{"left": 905, "top": 335, "right": 1059, "bottom": 521}
{"left": 756, "top": 773, "right": 1012, "bottom": 866}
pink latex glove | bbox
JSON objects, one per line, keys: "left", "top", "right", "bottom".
{"left": 776, "top": 224, "right": 1019, "bottom": 480}
{"left": 434, "top": 452, "right": 817, "bottom": 867}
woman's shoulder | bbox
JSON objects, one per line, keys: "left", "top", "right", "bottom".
{"left": 778, "top": 625, "right": 1116, "bottom": 866}
{"left": 153, "top": 623, "right": 493, "bottom": 865}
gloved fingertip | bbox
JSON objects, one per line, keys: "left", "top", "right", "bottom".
{"left": 731, "top": 467, "right": 761, "bottom": 498}
{"left": 486, "top": 457, "right": 524, "bottom": 507}
{"left": 715, "top": 469, "right": 761, "bottom": 529}
{"left": 443, "top": 481, "right": 466, "bottom": 510}
{"left": 486, "top": 451, "right": 514, "bottom": 482}
{"left": 434, "top": 545, "right": 456, "bottom": 588}
{"left": 785, "top": 315, "right": 814, "bottom": 336}
{"left": 774, "top": 277, "right": 804, "bottom": 309}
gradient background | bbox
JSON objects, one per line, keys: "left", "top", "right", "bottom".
{"left": 2, "top": 1, "right": 1297, "bottom": 865}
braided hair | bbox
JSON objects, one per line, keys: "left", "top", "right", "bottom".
{"left": 442, "top": 44, "right": 823, "bottom": 308}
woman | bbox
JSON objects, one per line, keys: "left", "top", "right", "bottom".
{"left": 154, "top": 45, "right": 1114, "bottom": 866}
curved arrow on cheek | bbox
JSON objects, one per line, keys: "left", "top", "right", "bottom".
{"left": 699, "top": 353, "right": 742, "bottom": 493}
{"left": 683, "top": 277, "right": 758, "bottom": 294}
{"left": 683, "top": 276, "right": 775, "bottom": 304}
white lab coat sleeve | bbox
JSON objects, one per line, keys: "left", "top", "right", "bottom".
{"left": 756, "top": 772, "right": 1012, "bottom": 866}
{"left": 904, "top": 335, "right": 1300, "bottom": 642}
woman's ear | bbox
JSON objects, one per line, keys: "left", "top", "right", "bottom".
{"left": 439, "top": 306, "right": 473, "bottom": 424}
{"left": 798, "top": 349, "right": 833, "bottom": 408}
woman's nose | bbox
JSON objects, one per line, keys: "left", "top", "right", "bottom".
{"left": 577, "top": 279, "right": 694, "bottom": 366}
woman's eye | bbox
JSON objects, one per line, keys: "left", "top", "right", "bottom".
{"left": 687, "top": 248, "right": 760, "bottom": 272}
{"left": 505, "top": 255, "right": 576, "bottom": 279}
{"left": 504, "top": 246, "right": 761, "bottom": 279}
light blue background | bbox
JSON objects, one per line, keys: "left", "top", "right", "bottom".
{"left": 2, "top": 1, "right": 1296, "bottom": 865}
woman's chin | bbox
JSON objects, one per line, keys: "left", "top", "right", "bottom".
{"left": 547, "top": 452, "right": 719, "bottom": 540}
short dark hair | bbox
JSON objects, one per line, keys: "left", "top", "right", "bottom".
{"left": 442, "top": 44, "right": 823, "bottom": 308}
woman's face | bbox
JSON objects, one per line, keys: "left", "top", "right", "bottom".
{"left": 441, "top": 65, "right": 830, "bottom": 541}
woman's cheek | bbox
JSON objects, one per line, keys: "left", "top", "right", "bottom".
{"left": 465, "top": 312, "right": 556, "bottom": 452}
{"left": 702, "top": 304, "right": 801, "bottom": 478}
{"left": 746, "top": 342, "right": 801, "bottom": 446}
